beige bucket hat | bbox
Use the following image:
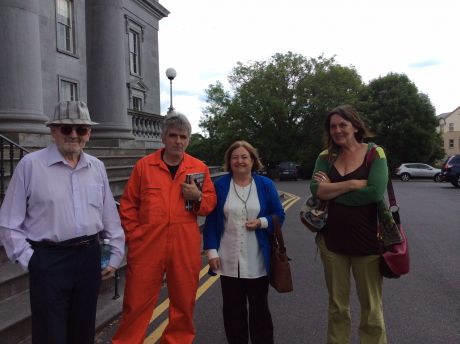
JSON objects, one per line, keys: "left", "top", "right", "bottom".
{"left": 45, "top": 101, "right": 99, "bottom": 126}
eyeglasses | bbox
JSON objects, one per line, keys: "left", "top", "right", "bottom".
{"left": 59, "top": 126, "right": 90, "bottom": 136}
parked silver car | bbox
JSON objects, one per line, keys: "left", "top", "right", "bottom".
{"left": 395, "top": 163, "right": 442, "bottom": 182}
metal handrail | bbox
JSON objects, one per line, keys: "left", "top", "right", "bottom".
{"left": 113, "top": 201, "right": 122, "bottom": 300}
{"left": 0, "top": 134, "right": 30, "bottom": 206}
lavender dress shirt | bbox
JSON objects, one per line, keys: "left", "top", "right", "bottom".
{"left": 0, "top": 144, "right": 125, "bottom": 270}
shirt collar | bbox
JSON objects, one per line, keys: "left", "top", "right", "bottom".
{"left": 46, "top": 143, "right": 90, "bottom": 169}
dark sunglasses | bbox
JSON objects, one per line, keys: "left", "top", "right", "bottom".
{"left": 59, "top": 125, "right": 90, "bottom": 136}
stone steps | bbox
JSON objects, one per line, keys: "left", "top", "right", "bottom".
{"left": 0, "top": 260, "right": 28, "bottom": 302}
{"left": 0, "top": 290, "right": 31, "bottom": 344}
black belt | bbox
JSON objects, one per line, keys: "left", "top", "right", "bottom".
{"left": 28, "top": 234, "right": 99, "bottom": 249}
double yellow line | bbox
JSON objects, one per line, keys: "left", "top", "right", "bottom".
{"left": 281, "top": 191, "right": 301, "bottom": 211}
{"left": 143, "top": 191, "right": 300, "bottom": 343}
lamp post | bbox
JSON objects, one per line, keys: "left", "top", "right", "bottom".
{"left": 165, "top": 68, "right": 177, "bottom": 114}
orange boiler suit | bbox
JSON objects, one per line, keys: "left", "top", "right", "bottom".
{"left": 112, "top": 149, "right": 217, "bottom": 344}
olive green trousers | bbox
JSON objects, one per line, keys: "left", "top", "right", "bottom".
{"left": 317, "top": 235, "right": 387, "bottom": 344}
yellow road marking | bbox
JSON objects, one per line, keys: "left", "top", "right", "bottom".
{"left": 282, "top": 194, "right": 300, "bottom": 211}
{"left": 147, "top": 265, "right": 210, "bottom": 324}
{"left": 143, "top": 189, "right": 300, "bottom": 343}
{"left": 284, "top": 196, "right": 299, "bottom": 208}
{"left": 144, "top": 275, "right": 220, "bottom": 344}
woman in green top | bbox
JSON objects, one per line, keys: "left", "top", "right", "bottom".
{"left": 310, "top": 105, "right": 388, "bottom": 344}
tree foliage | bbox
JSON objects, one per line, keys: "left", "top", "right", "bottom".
{"left": 358, "top": 73, "right": 444, "bottom": 169}
{"left": 197, "top": 54, "right": 443, "bottom": 176}
{"left": 199, "top": 52, "right": 363, "bottom": 173}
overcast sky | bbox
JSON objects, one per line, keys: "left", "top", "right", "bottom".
{"left": 157, "top": 0, "right": 459, "bottom": 134}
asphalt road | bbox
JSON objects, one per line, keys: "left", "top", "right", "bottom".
{"left": 192, "top": 179, "right": 460, "bottom": 344}
{"left": 98, "top": 179, "right": 460, "bottom": 343}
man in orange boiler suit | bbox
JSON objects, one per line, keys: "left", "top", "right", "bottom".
{"left": 112, "top": 112, "right": 217, "bottom": 344}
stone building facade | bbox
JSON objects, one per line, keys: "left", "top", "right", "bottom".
{"left": 0, "top": 0, "right": 169, "bottom": 147}
{"left": 438, "top": 106, "right": 460, "bottom": 157}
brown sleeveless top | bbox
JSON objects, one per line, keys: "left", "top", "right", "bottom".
{"left": 323, "top": 157, "right": 379, "bottom": 256}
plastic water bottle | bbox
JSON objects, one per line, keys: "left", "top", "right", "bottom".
{"left": 101, "top": 239, "right": 111, "bottom": 269}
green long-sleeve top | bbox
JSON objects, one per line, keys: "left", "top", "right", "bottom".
{"left": 310, "top": 143, "right": 388, "bottom": 206}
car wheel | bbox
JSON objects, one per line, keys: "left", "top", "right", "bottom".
{"left": 400, "top": 173, "right": 410, "bottom": 182}
{"left": 452, "top": 174, "right": 460, "bottom": 188}
{"left": 434, "top": 173, "right": 442, "bottom": 182}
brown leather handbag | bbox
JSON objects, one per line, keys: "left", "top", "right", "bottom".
{"left": 269, "top": 215, "right": 293, "bottom": 293}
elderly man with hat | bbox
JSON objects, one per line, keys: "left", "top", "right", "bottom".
{"left": 0, "top": 100, "right": 125, "bottom": 344}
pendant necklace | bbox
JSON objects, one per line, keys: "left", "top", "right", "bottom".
{"left": 233, "top": 179, "right": 252, "bottom": 220}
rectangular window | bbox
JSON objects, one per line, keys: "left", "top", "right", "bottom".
{"left": 448, "top": 139, "right": 454, "bottom": 149}
{"left": 56, "top": 0, "right": 75, "bottom": 53}
{"left": 60, "top": 79, "right": 78, "bottom": 101}
{"left": 449, "top": 123, "right": 454, "bottom": 131}
{"left": 129, "top": 30, "right": 140, "bottom": 75}
{"left": 132, "top": 96, "right": 143, "bottom": 111}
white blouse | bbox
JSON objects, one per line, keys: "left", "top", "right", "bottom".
{"left": 207, "top": 178, "right": 268, "bottom": 278}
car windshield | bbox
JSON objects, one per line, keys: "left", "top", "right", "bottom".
{"left": 279, "top": 162, "right": 296, "bottom": 169}
{"left": 449, "top": 155, "right": 460, "bottom": 163}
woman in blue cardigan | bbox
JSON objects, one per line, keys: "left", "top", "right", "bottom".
{"left": 203, "top": 140, "right": 285, "bottom": 344}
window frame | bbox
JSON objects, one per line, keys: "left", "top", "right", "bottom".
{"left": 125, "top": 16, "right": 144, "bottom": 77}
{"left": 129, "top": 89, "right": 145, "bottom": 111}
{"left": 128, "top": 29, "right": 141, "bottom": 76}
{"left": 58, "top": 76, "right": 79, "bottom": 101}
{"left": 55, "top": 0, "right": 78, "bottom": 57}
{"left": 132, "top": 96, "right": 143, "bottom": 111}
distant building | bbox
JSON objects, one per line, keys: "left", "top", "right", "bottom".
{"left": 437, "top": 106, "right": 460, "bottom": 156}
{"left": 0, "top": 0, "right": 169, "bottom": 147}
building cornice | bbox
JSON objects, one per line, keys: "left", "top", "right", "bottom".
{"left": 133, "top": 0, "right": 170, "bottom": 19}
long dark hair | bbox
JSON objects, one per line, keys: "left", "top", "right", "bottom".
{"left": 323, "top": 105, "right": 372, "bottom": 151}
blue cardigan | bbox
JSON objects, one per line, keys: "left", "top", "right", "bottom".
{"left": 203, "top": 173, "right": 285, "bottom": 275}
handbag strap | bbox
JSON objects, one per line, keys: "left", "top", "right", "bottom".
{"left": 367, "top": 143, "right": 400, "bottom": 223}
{"left": 386, "top": 177, "right": 397, "bottom": 207}
{"left": 386, "top": 176, "right": 401, "bottom": 224}
{"left": 271, "top": 215, "right": 286, "bottom": 253}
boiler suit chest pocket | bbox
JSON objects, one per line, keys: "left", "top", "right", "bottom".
{"left": 141, "top": 186, "right": 165, "bottom": 219}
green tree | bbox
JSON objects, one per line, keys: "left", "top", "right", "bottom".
{"left": 187, "top": 133, "right": 215, "bottom": 165}
{"left": 199, "top": 81, "right": 234, "bottom": 165}
{"left": 359, "top": 73, "right": 444, "bottom": 169}
{"left": 296, "top": 60, "right": 364, "bottom": 174}
{"left": 199, "top": 52, "right": 364, "bottom": 175}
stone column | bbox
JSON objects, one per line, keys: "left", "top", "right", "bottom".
{"left": 86, "top": 0, "right": 133, "bottom": 139}
{"left": 0, "top": 0, "right": 48, "bottom": 135}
